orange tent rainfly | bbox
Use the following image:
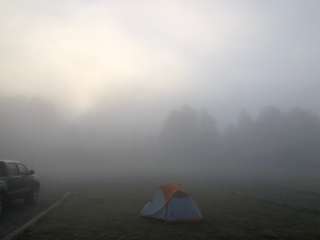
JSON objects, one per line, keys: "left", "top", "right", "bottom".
{"left": 140, "top": 184, "right": 203, "bottom": 222}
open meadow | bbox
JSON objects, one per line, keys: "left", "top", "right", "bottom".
{"left": 17, "top": 178, "right": 320, "bottom": 240}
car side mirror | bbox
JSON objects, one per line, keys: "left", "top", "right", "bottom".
{"left": 28, "top": 170, "right": 35, "bottom": 175}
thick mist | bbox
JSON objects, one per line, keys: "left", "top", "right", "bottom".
{"left": 0, "top": 96, "right": 319, "bottom": 182}
{"left": 0, "top": 1, "right": 319, "bottom": 182}
{"left": 1, "top": 0, "right": 319, "bottom": 117}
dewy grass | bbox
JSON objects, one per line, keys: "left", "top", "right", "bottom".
{"left": 16, "top": 180, "right": 320, "bottom": 240}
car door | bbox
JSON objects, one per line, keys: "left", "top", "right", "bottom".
{"left": 6, "top": 162, "right": 24, "bottom": 197}
{"left": 17, "top": 163, "right": 31, "bottom": 193}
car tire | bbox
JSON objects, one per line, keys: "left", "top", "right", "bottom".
{"left": 24, "top": 189, "right": 39, "bottom": 205}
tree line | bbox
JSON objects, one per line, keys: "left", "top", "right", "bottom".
{"left": 0, "top": 96, "right": 319, "bottom": 178}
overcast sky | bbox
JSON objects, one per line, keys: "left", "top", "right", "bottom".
{"left": 0, "top": 0, "right": 319, "bottom": 121}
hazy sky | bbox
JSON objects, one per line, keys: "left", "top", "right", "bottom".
{"left": 0, "top": 0, "right": 319, "bottom": 118}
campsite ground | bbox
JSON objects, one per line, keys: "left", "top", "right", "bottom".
{"left": 16, "top": 178, "right": 320, "bottom": 240}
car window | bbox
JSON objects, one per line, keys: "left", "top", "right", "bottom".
{"left": 17, "top": 164, "right": 29, "bottom": 175}
{"left": 0, "top": 162, "right": 6, "bottom": 177}
{"left": 7, "top": 163, "right": 19, "bottom": 176}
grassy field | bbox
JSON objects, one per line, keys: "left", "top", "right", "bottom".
{"left": 17, "top": 179, "right": 320, "bottom": 240}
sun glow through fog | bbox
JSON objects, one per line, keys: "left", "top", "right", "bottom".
{"left": 0, "top": 0, "right": 261, "bottom": 113}
{"left": 0, "top": 2, "right": 195, "bottom": 112}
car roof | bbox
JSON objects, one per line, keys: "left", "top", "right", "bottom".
{"left": 0, "top": 160, "right": 21, "bottom": 164}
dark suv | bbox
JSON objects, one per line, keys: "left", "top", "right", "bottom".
{"left": 0, "top": 160, "right": 40, "bottom": 216}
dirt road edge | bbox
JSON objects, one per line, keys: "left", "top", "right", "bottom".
{"left": 1, "top": 192, "right": 71, "bottom": 240}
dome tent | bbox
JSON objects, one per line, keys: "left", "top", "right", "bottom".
{"left": 140, "top": 184, "right": 203, "bottom": 222}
